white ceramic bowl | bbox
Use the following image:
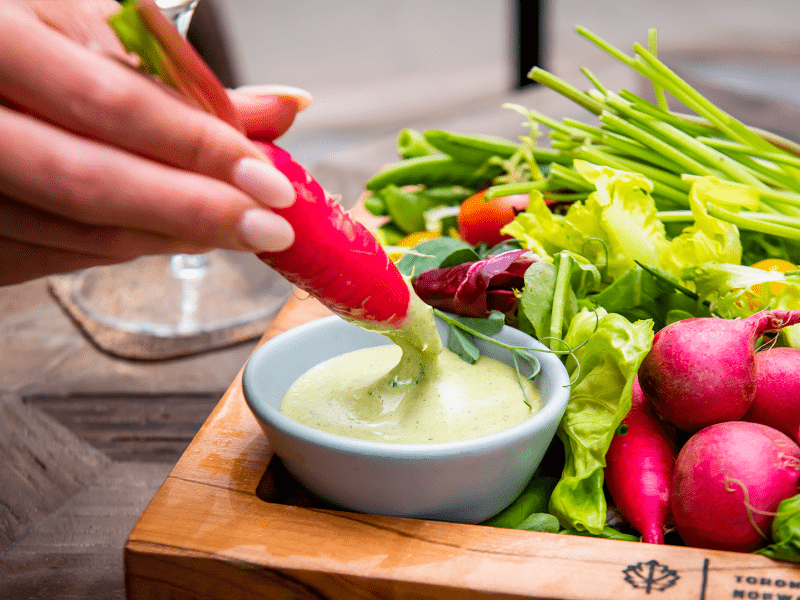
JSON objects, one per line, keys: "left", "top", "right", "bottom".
{"left": 242, "top": 314, "right": 570, "bottom": 523}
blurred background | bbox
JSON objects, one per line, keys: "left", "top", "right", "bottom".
{"left": 206, "top": 0, "right": 800, "bottom": 168}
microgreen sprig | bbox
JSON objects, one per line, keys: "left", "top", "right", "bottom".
{"left": 433, "top": 308, "right": 582, "bottom": 407}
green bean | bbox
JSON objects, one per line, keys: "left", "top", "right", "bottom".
{"left": 422, "top": 129, "right": 520, "bottom": 165}
{"left": 528, "top": 66, "right": 605, "bottom": 115}
{"left": 362, "top": 193, "right": 388, "bottom": 216}
{"left": 364, "top": 155, "right": 502, "bottom": 191}
{"left": 530, "top": 148, "right": 574, "bottom": 166}
{"left": 707, "top": 204, "right": 800, "bottom": 241}
{"left": 481, "top": 475, "right": 558, "bottom": 529}
{"left": 547, "top": 163, "right": 596, "bottom": 192}
{"left": 396, "top": 128, "right": 438, "bottom": 159}
{"left": 421, "top": 186, "right": 475, "bottom": 205}
{"left": 600, "top": 132, "right": 686, "bottom": 176}
{"left": 485, "top": 180, "right": 548, "bottom": 199}
{"left": 599, "top": 112, "right": 716, "bottom": 178}
{"left": 576, "top": 147, "right": 690, "bottom": 207}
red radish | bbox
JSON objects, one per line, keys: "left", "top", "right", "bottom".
{"left": 121, "top": 1, "right": 413, "bottom": 328}
{"left": 671, "top": 421, "right": 800, "bottom": 552}
{"left": 604, "top": 378, "right": 677, "bottom": 544}
{"left": 638, "top": 310, "right": 800, "bottom": 432}
{"left": 743, "top": 347, "right": 800, "bottom": 446}
{"left": 131, "top": 0, "right": 246, "bottom": 132}
{"left": 254, "top": 142, "right": 411, "bottom": 326}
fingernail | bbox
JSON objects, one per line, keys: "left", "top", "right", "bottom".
{"left": 237, "top": 209, "right": 295, "bottom": 252}
{"left": 234, "top": 84, "right": 313, "bottom": 111}
{"left": 233, "top": 157, "right": 296, "bottom": 208}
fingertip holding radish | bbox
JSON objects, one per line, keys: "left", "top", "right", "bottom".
{"left": 671, "top": 421, "right": 800, "bottom": 553}
{"left": 638, "top": 310, "right": 800, "bottom": 432}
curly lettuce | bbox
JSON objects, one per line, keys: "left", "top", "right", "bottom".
{"left": 503, "top": 163, "right": 743, "bottom": 284}
{"left": 548, "top": 308, "right": 654, "bottom": 534}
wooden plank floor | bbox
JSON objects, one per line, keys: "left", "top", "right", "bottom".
{"left": 24, "top": 392, "right": 224, "bottom": 463}
{"left": 0, "top": 277, "right": 263, "bottom": 599}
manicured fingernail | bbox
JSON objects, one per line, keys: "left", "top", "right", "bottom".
{"left": 237, "top": 209, "right": 294, "bottom": 252}
{"left": 233, "top": 157, "right": 296, "bottom": 208}
{"left": 234, "top": 84, "right": 313, "bottom": 111}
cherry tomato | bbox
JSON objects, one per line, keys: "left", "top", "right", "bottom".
{"left": 398, "top": 231, "right": 441, "bottom": 247}
{"left": 751, "top": 258, "right": 798, "bottom": 296}
{"left": 457, "top": 191, "right": 528, "bottom": 247}
{"left": 387, "top": 231, "right": 441, "bottom": 262}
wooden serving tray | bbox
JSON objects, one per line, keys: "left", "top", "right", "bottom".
{"left": 125, "top": 293, "right": 800, "bottom": 600}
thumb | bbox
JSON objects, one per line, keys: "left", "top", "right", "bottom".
{"left": 229, "top": 85, "right": 312, "bottom": 141}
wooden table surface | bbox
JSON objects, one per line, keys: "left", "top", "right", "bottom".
{"left": 0, "top": 275, "right": 265, "bottom": 599}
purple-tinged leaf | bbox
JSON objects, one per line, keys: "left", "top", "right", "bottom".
{"left": 413, "top": 249, "right": 539, "bottom": 318}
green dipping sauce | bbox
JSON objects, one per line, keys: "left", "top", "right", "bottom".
{"left": 280, "top": 283, "right": 541, "bottom": 444}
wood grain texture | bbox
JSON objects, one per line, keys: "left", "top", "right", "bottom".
{"left": 125, "top": 294, "right": 800, "bottom": 600}
{"left": 0, "top": 393, "right": 109, "bottom": 553}
{"left": 1, "top": 462, "right": 173, "bottom": 600}
{"left": 25, "top": 392, "right": 224, "bottom": 463}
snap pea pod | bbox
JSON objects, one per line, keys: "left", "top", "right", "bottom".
{"left": 363, "top": 193, "right": 389, "bottom": 216}
{"left": 378, "top": 184, "right": 474, "bottom": 234}
{"left": 364, "top": 154, "right": 502, "bottom": 191}
{"left": 423, "top": 129, "right": 572, "bottom": 168}
{"left": 364, "top": 185, "right": 472, "bottom": 218}
{"left": 397, "top": 128, "right": 439, "bottom": 159}
{"left": 481, "top": 475, "right": 558, "bottom": 529}
{"left": 423, "top": 129, "right": 521, "bottom": 165}
{"left": 517, "top": 513, "right": 561, "bottom": 533}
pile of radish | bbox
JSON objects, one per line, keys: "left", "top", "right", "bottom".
{"left": 607, "top": 310, "right": 800, "bottom": 552}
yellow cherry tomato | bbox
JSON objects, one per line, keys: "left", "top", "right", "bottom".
{"left": 387, "top": 231, "right": 441, "bottom": 262}
{"left": 751, "top": 258, "right": 798, "bottom": 296}
{"left": 398, "top": 231, "right": 441, "bottom": 247}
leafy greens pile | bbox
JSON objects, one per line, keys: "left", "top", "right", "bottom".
{"left": 375, "top": 26, "right": 800, "bottom": 546}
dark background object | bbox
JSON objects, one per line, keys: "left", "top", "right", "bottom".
{"left": 186, "top": 0, "right": 240, "bottom": 88}
{"left": 514, "top": 0, "right": 545, "bottom": 88}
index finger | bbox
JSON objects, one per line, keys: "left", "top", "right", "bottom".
{"left": 0, "top": 3, "right": 280, "bottom": 186}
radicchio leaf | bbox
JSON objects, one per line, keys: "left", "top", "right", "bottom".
{"left": 412, "top": 249, "right": 539, "bottom": 319}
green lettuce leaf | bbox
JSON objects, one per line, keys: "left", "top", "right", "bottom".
{"left": 504, "top": 162, "right": 667, "bottom": 281}
{"left": 755, "top": 494, "right": 800, "bottom": 562}
{"left": 659, "top": 178, "right": 743, "bottom": 279}
{"left": 685, "top": 262, "right": 800, "bottom": 347}
{"left": 548, "top": 308, "right": 654, "bottom": 534}
{"left": 503, "top": 165, "right": 745, "bottom": 289}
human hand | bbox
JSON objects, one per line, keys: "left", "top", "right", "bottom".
{"left": 0, "top": 0, "right": 312, "bottom": 286}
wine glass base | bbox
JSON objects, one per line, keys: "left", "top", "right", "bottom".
{"left": 48, "top": 250, "right": 293, "bottom": 360}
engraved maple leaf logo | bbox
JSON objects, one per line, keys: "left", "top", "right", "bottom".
{"left": 623, "top": 560, "right": 680, "bottom": 593}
